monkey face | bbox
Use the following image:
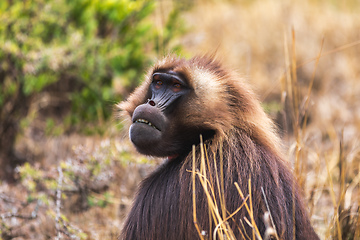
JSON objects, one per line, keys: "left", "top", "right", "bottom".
{"left": 121, "top": 56, "right": 229, "bottom": 158}
{"left": 129, "top": 71, "right": 191, "bottom": 157}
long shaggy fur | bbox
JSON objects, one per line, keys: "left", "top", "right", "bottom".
{"left": 119, "top": 55, "right": 319, "bottom": 240}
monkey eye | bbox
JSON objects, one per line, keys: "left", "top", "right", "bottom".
{"left": 154, "top": 80, "right": 163, "bottom": 89}
{"left": 152, "top": 72, "right": 187, "bottom": 93}
{"left": 172, "top": 82, "right": 182, "bottom": 92}
{"left": 152, "top": 74, "right": 164, "bottom": 89}
{"left": 155, "top": 80, "right": 163, "bottom": 86}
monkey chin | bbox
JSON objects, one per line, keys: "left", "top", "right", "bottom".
{"left": 129, "top": 122, "right": 162, "bottom": 152}
{"left": 129, "top": 124, "right": 181, "bottom": 159}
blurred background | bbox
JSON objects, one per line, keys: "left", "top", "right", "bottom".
{"left": 0, "top": 0, "right": 359, "bottom": 239}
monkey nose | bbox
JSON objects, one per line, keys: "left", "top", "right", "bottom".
{"left": 148, "top": 100, "right": 156, "bottom": 106}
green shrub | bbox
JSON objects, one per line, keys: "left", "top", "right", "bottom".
{"left": 0, "top": 0, "right": 185, "bottom": 178}
{"left": 0, "top": 0, "right": 184, "bottom": 128}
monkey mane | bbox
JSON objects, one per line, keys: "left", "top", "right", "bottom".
{"left": 177, "top": 126, "right": 314, "bottom": 239}
{"left": 176, "top": 55, "right": 284, "bottom": 158}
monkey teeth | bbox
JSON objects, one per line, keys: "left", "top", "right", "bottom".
{"left": 135, "top": 119, "right": 158, "bottom": 130}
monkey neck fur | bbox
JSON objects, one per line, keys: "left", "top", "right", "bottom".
{"left": 121, "top": 126, "right": 316, "bottom": 240}
{"left": 182, "top": 127, "right": 286, "bottom": 181}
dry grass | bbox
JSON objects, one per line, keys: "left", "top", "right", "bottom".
{"left": 1, "top": 0, "right": 360, "bottom": 239}
{"left": 190, "top": 138, "right": 280, "bottom": 240}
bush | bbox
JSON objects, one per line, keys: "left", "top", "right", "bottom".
{"left": 0, "top": 0, "right": 185, "bottom": 180}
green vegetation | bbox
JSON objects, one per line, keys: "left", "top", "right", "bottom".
{"left": 0, "top": 0, "right": 184, "bottom": 180}
{"left": 0, "top": 0, "right": 182, "bottom": 127}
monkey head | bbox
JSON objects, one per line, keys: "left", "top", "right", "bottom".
{"left": 119, "top": 56, "right": 273, "bottom": 159}
{"left": 119, "top": 56, "right": 237, "bottom": 158}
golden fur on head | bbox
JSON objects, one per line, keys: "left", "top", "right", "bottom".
{"left": 119, "top": 55, "right": 282, "bottom": 157}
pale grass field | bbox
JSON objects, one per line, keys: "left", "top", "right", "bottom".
{"left": 2, "top": 0, "right": 359, "bottom": 239}
{"left": 179, "top": 0, "right": 360, "bottom": 239}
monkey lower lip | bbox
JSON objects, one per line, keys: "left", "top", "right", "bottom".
{"left": 135, "top": 118, "right": 159, "bottom": 131}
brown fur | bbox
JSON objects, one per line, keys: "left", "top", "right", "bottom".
{"left": 119, "top": 55, "right": 319, "bottom": 239}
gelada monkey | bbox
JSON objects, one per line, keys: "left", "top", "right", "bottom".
{"left": 119, "top": 55, "right": 319, "bottom": 240}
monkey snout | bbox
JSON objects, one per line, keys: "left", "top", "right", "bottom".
{"left": 130, "top": 103, "right": 169, "bottom": 155}
{"left": 131, "top": 103, "right": 167, "bottom": 131}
